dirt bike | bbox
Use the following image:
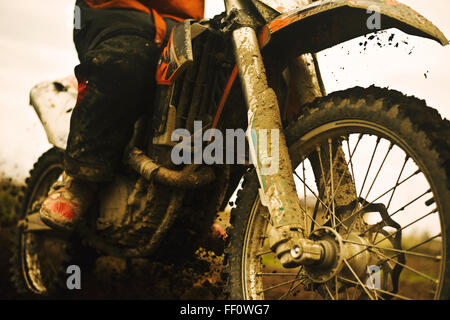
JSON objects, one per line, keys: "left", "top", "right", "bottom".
{"left": 11, "top": 0, "right": 450, "bottom": 300}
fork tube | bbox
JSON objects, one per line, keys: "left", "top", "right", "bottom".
{"left": 225, "top": 0, "right": 305, "bottom": 234}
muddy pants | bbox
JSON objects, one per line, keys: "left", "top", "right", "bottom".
{"left": 65, "top": 1, "right": 176, "bottom": 182}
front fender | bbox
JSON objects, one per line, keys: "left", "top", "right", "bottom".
{"left": 259, "top": 0, "right": 448, "bottom": 58}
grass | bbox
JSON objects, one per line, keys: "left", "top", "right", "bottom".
{"left": 0, "top": 178, "right": 22, "bottom": 226}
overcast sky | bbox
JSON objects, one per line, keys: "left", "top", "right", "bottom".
{"left": 0, "top": 0, "right": 449, "bottom": 182}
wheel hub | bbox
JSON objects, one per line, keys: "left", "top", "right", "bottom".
{"left": 304, "top": 227, "right": 376, "bottom": 284}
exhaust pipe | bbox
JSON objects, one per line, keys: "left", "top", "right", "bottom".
{"left": 126, "top": 147, "right": 215, "bottom": 189}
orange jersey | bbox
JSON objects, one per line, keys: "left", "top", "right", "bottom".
{"left": 83, "top": 0, "right": 205, "bottom": 44}
{"left": 84, "top": 0, "right": 204, "bottom": 20}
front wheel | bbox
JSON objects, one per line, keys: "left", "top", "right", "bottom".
{"left": 225, "top": 86, "right": 450, "bottom": 300}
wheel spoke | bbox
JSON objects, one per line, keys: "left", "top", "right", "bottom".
{"left": 310, "top": 199, "right": 320, "bottom": 234}
{"left": 316, "top": 145, "right": 329, "bottom": 205}
{"left": 346, "top": 134, "right": 362, "bottom": 188}
{"left": 323, "top": 283, "right": 335, "bottom": 300}
{"left": 387, "top": 155, "right": 409, "bottom": 210}
{"left": 342, "top": 239, "right": 441, "bottom": 261}
{"left": 328, "top": 139, "right": 336, "bottom": 228}
{"left": 257, "top": 277, "right": 305, "bottom": 294}
{"left": 335, "top": 275, "right": 339, "bottom": 300}
{"left": 277, "top": 267, "right": 303, "bottom": 300}
{"left": 316, "top": 145, "right": 335, "bottom": 223}
{"left": 338, "top": 276, "right": 412, "bottom": 300}
{"left": 255, "top": 250, "right": 272, "bottom": 257}
{"left": 257, "top": 272, "right": 300, "bottom": 276}
{"left": 386, "top": 233, "right": 441, "bottom": 261}
{"left": 342, "top": 259, "right": 375, "bottom": 300}
{"left": 358, "top": 137, "right": 380, "bottom": 201}
{"left": 302, "top": 158, "right": 308, "bottom": 234}
{"left": 277, "top": 280, "right": 305, "bottom": 300}
{"left": 363, "top": 142, "right": 393, "bottom": 202}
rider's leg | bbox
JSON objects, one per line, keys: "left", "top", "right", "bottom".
{"left": 40, "top": 4, "right": 164, "bottom": 231}
{"left": 64, "top": 34, "right": 159, "bottom": 182}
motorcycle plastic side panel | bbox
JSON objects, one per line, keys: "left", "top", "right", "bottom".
{"left": 259, "top": 0, "right": 448, "bottom": 55}
{"left": 156, "top": 20, "right": 194, "bottom": 85}
{"left": 29, "top": 76, "right": 78, "bottom": 150}
{"left": 153, "top": 20, "right": 195, "bottom": 137}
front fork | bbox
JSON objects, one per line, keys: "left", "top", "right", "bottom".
{"left": 226, "top": 2, "right": 325, "bottom": 268}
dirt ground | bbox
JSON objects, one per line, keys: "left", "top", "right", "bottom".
{"left": 0, "top": 223, "right": 226, "bottom": 300}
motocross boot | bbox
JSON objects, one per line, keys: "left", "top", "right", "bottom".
{"left": 40, "top": 172, "right": 97, "bottom": 232}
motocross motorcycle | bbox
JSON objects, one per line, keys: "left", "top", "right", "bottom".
{"left": 11, "top": 0, "right": 450, "bottom": 300}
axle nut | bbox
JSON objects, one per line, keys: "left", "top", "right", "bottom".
{"left": 290, "top": 245, "right": 303, "bottom": 259}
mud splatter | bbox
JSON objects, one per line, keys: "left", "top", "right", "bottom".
{"left": 357, "top": 31, "right": 415, "bottom": 55}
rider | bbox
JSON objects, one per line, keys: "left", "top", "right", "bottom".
{"left": 39, "top": 0, "right": 206, "bottom": 231}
